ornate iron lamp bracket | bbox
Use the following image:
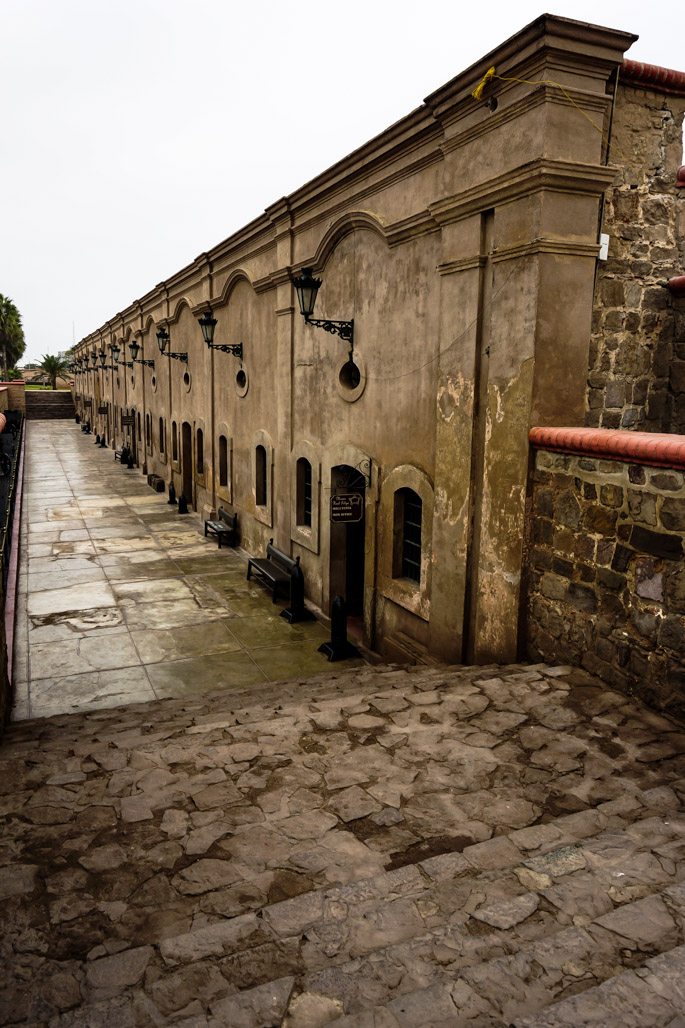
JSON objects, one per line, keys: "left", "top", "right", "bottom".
{"left": 304, "top": 316, "right": 354, "bottom": 345}
{"left": 207, "top": 342, "right": 243, "bottom": 360}
{"left": 132, "top": 358, "right": 155, "bottom": 369}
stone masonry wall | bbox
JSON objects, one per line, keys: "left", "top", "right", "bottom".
{"left": 587, "top": 84, "right": 685, "bottom": 433}
{"left": 525, "top": 449, "right": 685, "bottom": 719}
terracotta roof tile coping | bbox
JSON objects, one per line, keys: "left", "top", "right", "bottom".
{"left": 622, "top": 59, "right": 685, "bottom": 96}
{"left": 529, "top": 426, "right": 685, "bottom": 471}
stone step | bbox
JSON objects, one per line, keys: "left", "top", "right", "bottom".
{"left": 310, "top": 884, "right": 685, "bottom": 1027}
{"left": 4, "top": 661, "right": 685, "bottom": 1026}
{"left": 512, "top": 942, "right": 685, "bottom": 1026}
{"left": 145, "top": 802, "right": 684, "bottom": 1019}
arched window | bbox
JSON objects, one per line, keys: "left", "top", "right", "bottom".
{"left": 394, "top": 488, "right": 422, "bottom": 584}
{"left": 296, "top": 457, "right": 312, "bottom": 527}
{"left": 159, "top": 417, "right": 165, "bottom": 454}
{"left": 219, "top": 435, "right": 228, "bottom": 488}
{"left": 196, "top": 428, "right": 204, "bottom": 475}
{"left": 137, "top": 411, "right": 141, "bottom": 441}
{"left": 146, "top": 413, "right": 151, "bottom": 448}
{"left": 172, "top": 421, "right": 178, "bottom": 461}
{"left": 255, "top": 444, "right": 267, "bottom": 506}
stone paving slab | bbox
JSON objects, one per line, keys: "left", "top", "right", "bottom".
{"left": 15, "top": 423, "right": 364, "bottom": 720}
{"left": 2, "top": 661, "right": 685, "bottom": 1026}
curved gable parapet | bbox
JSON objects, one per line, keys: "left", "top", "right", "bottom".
{"left": 311, "top": 212, "right": 389, "bottom": 272}
{"left": 169, "top": 297, "right": 193, "bottom": 325}
{"left": 215, "top": 268, "right": 255, "bottom": 309}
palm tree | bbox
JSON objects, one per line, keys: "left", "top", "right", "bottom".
{"left": 0, "top": 295, "right": 26, "bottom": 378}
{"left": 39, "top": 353, "right": 71, "bottom": 390}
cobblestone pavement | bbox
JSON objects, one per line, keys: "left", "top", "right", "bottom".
{"left": 2, "top": 660, "right": 685, "bottom": 1026}
{"left": 13, "top": 422, "right": 363, "bottom": 721}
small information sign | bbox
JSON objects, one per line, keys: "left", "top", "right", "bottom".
{"left": 121, "top": 415, "right": 134, "bottom": 427}
{"left": 330, "top": 492, "right": 364, "bottom": 523}
{"left": 83, "top": 398, "right": 92, "bottom": 407}
{"left": 98, "top": 405, "right": 108, "bottom": 414}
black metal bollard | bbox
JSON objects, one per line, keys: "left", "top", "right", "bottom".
{"left": 177, "top": 492, "right": 189, "bottom": 514}
{"left": 281, "top": 559, "right": 315, "bottom": 624}
{"left": 94, "top": 434, "right": 100, "bottom": 444}
{"left": 318, "top": 595, "right": 361, "bottom": 662}
{"left": 119, "top": 445, "right": 129, "bottom": 464}
{"left": 75, "top": 414, "right": 80, "bottom": 424}
{"left": 99, "top": 436, "right": 107, "bottom": 448}
{"left": 168, "top": 482, "right": 177, "bottom": 505}
{"left": 126, "top": 453, "right": 134, "bottom": 469}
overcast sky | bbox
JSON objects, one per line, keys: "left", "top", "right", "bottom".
{"left": 3, "top": 0, "right": 684, "bottom": 365}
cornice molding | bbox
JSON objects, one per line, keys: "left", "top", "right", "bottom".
{"left": 490, "top": 238, "right": 600, "bottom": 263}
{"left": 429, "top": 158, "right": 617, "bottom": 226}
{"left": 440, "top": 84, "right": 609, "bottom": 157}
{"left": 437, "top": 256, "right": 487, "bottom": 276}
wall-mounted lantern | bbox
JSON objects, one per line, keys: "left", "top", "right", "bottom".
{"left": 292, "top": 266, "right": 358, "bottom": 384}
{"left": 111, "top": 343, "right": 133, "bottom": 368}
{"left": 156, "top": 326, "right": 187, "bottom": 363}
{"left": 98, "top": 349, "right": 117, "bottom": 371}
{"left": 197, "top": 307, "right": 243, "bottom": 360}
{"left": 128, "top": 340, "right": 155, "bottom": 369}
{"left": 292, "top": 267, "right": 354, "bottom": 347}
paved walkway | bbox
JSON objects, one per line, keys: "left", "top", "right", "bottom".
{"left": 3, "top": 422, "right": 685, "bottom": 1026}
{"left": 13, "top": 422, "right": 363, "bottom": 721}
{"left": 2, "top": 661, "right": 685, "bottom": 1026}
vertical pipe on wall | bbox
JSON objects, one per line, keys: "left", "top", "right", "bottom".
{"left": 462, "top": 208, "right": 494, "bottom": 664}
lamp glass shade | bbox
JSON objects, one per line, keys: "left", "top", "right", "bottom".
{"left": 129, "top": 341, "right": 140, "bottom": 361}
{"left": 293, "top": 267, "right": 321, "bottom": 318}
{"left": 198, "top": 309, "right": 217, "bottom": 345}
{"left": 156, "top": 328, "right": 169, "bottom": 354}
{"left": 111, "top": 344, "right": 120, "bottom": 362}
{"left": 99, "top": 350, "right": 106, "bottom": 367}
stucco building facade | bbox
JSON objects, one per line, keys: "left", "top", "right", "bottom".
{"left": 73, "top": 15, "right": 684, "bottom": 668}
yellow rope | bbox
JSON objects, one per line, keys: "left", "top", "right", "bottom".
{"left": 470, "top": 67, "right": 635, "bottom": 170}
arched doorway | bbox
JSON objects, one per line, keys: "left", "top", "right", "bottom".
{"left": 329, "top": 464, "right": 366, "bottom": 617}
{"left": 181, "top": 421, "right": 193, "bottom": 505}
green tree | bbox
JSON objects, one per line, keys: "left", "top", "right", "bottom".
{"left": 39, "top": 353, "right": 71, "bottom": 390}
{"left": 0, "top": 295, "right": 26, "bottom": 377}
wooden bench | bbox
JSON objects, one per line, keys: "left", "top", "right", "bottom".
{"left": 204, "top": 506, "right": 238, "bottom": 548}
{"left": 247, "top": 539, "right": 298, "bottom": 602}
{"left": 147, "top": 473, "right": 165, "bottom": 493}
{"left": 114, "top": 448, "right": 125, "bottom": 462}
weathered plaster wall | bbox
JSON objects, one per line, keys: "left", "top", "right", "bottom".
{"left": 74, "top": 16, "right": 638, "bottom": 664}
{"left": 588, "top": 83, "right": 685, "bottom": 432}
{"left": 525, "top": 447, "right": 685, "bottom": 719}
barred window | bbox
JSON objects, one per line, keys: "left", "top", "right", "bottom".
{"left": 219, "top": 435, "right": 228, "bottom": 487}
{"left": 296, "top": 458, "right": 312, "bottom": 527}
{"left": 394, "top": 488, "right": 422, "bottom": 584}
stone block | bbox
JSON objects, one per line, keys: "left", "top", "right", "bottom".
{"left": 540, "top": 574, "right": 567, "bottom": 601}
{"left": 630, "top": 607, "right": 658, "bottom": 639}
{"left": 567, "top": 583, "right": 597, "bottom": 613}
{"left": 597, "top": 568, "right": 626, "bottom": 591}
{"left": 635, "top": 557, "right": 664, "bottom": 601}
{"left": 628, "top": 464, "right": 646, "bottom": 485}
{"left": 535, "top": 488, "right": 554, "bottom": 518}
{"left": 611, "top": 543, "right": 632, "bottom": 572}
{"left": 628, "top": 489, "right": 657, "bottom": 526}
{"left": 551, "top": 556, "right": 574, "bottom": 579}
{"left": 659, "top": 616, "right": 685, "bottom": 652}
{"left": 665, "top": 567, "right": 685, "bottom": 614}
{"left": 600, "top": 484, "right": 624, "bottom": 509}
{"left": 605, "top": 379, "right": 626, "bottom": 408}
{"left": 584, "top": 506, "right": 618, "bottom": 536}
{"left": 626, "top": 525, "right": 683, "bottom": 560}
{"left": 660, "top": 498, "right": 685, "bottom": 533}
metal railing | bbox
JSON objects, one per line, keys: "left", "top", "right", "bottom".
{"left": 0, "top": 413, "right": 23, "bottom": 597}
